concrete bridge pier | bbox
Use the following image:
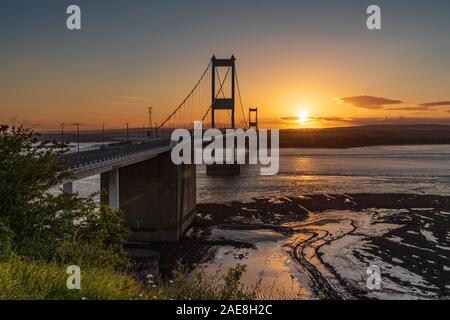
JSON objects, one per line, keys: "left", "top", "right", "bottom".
{"left": 206, "top": 144, "right": 241, "bottom": 176}
{"left": 63, "top": 182, "right": 74, "bottom": 194}
{"left": 101, "top": 168, "right": 120, "bottom": 209}
{"left": 206, "top": 163, "right": 240, "bottom": 176}
{"left": 100, "top": 151, "right": 196, "bottom": 242}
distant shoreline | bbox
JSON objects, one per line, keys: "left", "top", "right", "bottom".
{"left": 279, "top": 124, "right": 450, "bottom": 148}
{"left": 279, "top": 142, "right": 450, "bottom": 149}
{"left": 37, "top": 124, "right": 450, "bottom": 149}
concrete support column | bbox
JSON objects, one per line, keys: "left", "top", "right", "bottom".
{"left": 108, "top": 168, "right": 120, "bottom": 209}
{"left": 100, "top": 168, "right": 120, "bottom": 209}
{"left": 63, "top": 182, "right": 73, "bottom": 194}
{"left": 99, "top": 152, "right": 196, "bottom": 242}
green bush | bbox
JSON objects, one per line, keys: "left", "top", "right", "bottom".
{"left": 146, "top": 263, "right": 256, "bottom": 300}
{"left": 0, "top": 125, "right": 129, "bottom": 268}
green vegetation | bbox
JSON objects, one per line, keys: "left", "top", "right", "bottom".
{"left": 0, "top": 125, "right": 129, "bottom": 268}
{"left": 0, "top": 257, "right": 144, "bottom": 300}
{"left": 0, "top": 126, "right": 254, "bottom": 300}
{"left": 0, "top": 258, "right": 254, "bottom": 300}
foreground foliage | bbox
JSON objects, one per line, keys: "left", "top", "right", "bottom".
{"left": 0, "top": 258, "right": 254, "bottom": 300}
{"left": 0, "top": 125, "right": 255, "bottom": 300}
{"left": 0, "top": 125, "right": 129, "bottom": 268}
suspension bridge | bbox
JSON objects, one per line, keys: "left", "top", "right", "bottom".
{"left": 156, "top": 55, "right": 248, "bottom": 134}
{"left": 61, "top": 56, "right": 259, "bottom": 242}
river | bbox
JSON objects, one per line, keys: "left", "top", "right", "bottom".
{"left": 68, "top": 144, "right": 450, "bottom": 299}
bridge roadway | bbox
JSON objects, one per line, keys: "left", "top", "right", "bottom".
{"left": 60, "top": 139, "right": 175, "bottom": 181}
{"left": 58, "top": 134, "right": 240, "bottom": 241}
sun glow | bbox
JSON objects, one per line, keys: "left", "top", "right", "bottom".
{"left": 298, "top": 110, "right": 309, "bottom": 123}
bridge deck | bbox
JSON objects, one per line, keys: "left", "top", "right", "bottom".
{"left": 59, "top": 139, "right": 174, "bottom": 180}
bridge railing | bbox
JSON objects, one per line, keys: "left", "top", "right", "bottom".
{"left": 58, "top": 139, "right": 173, "bottom": 170}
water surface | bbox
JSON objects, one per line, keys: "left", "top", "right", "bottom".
{"left": 197, "top": 145, "right": 450, "bottom": 203}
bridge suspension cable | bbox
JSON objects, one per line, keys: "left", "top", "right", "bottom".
{"left": 158, "top": 61, "right": 212, "bottom": 130}
{"left": 201, "top": 67, "right": 232, "bottom": 123}
{"left": 215, "top": 68, "right": 233, "bottom": 124}
{"left": 157, "top": 56, "right": 248, "bottom": 132}
{"left": 235, "top": 67, "right": 248, "bottom": 128}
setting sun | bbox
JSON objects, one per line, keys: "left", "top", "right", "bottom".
{"left": 298, "top": 110, "right": 309, "bottom": 123}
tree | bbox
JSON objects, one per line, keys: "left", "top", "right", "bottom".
{"left": 0, "top": 125, "right": 129, "bottom": 268}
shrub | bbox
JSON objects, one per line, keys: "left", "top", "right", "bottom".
{"left": 145, "top": 263, "right": 256, "bottom": 300}
{"left": 0, "top": 125, "right": 129, "bottom": 268}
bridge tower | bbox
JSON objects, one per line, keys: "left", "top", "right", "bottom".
{"left": 211, "top": 55, "right": 235, "bottom": 129}
{"left": 249, "top": 108, "right": 258, "bottom": 130}
{"left": 207, "top": 55, "right": 240, "bottom": 176}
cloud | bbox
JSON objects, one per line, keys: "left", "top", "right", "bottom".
{"left": 281, "top": 114, "right": 450, "bottom": 126}
{"left": 387, "top": 106, "right": 430, "bottom": 111}
{"left": 420, "top": 101, "right": 450, "bottom": 107}
{"left": 280, "top": 116, "right": 300, "bottom": 121}
{"left": 275, "top": 95, "right": 450, "bottom": 128}
{"left": 335, "top": 117, "right": 450, "bottom": 126}
{"left": 279, "top": 116, "right": 356, "bottom": 126}
{"left": 311, "top": 116, "right": 354, "bottom": 123}
{"left": 336, "top": 96, "right": 450, "bottom": 113}
{"left": 391, "top": 101, "right": 450, "bottom": 112}
{"left": 336, "top": 95, "right": 403, "bottom": 109}
{"left": 264, "top": 115, "right": 450, "bottom": 129}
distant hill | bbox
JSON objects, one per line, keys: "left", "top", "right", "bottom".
{"left": 279, "top": 124, "right": 450, "bottom": 148}
{"left": 38, "top": 124, "right": 450, "bottom": 148}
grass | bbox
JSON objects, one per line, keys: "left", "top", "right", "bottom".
{"left": 0, "top": 257, "right": 146, "bottom": 300}
{"left": 0, "top": 258, "right": 256, "bottom": 300}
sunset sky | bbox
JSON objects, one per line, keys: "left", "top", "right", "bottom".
{"left": 1, "top": 0, "right": 450, "bottom": 131}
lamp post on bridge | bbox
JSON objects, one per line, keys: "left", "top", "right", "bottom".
{"left": 125, "top": 123, "right": 129, "bottom": 143}
{"left": 148, "top": 107, "right": 153, "bottom": 139}
{"left": 72, "top": 123, "right": 80, "bottom": 153}
{"left": 102, "top": 123, "right": 105, "bottom": 146}
{"left": 60, "top": 123, "right": 65, "bottom": 153}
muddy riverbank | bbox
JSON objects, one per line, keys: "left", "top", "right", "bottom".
{"left": 132, "top": 193, "right": 450, "bottom": 300}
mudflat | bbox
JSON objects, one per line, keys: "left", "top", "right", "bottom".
{"left": 138, "top": 193, "right": 450, "bottom": 299}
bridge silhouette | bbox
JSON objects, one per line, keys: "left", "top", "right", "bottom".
{"left": 61, "top": 56, "right": 259, "bottom": 242}
{"left": 157, "top": 55, "right": 248, "bottom": 133}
